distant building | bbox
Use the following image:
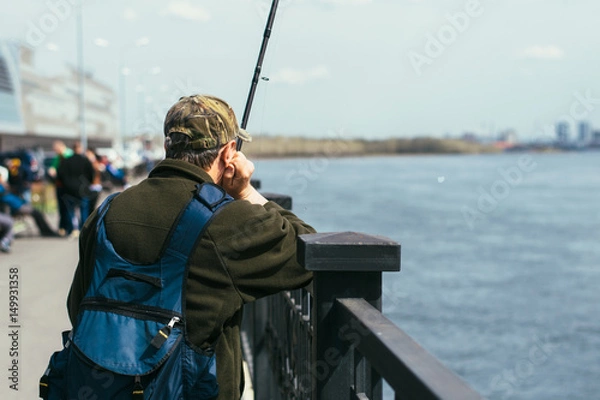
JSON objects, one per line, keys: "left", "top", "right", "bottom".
{"left": 578, "top": 121, "right": 592, "bottom": 145}
{"left": 461, "top": 132, "right": 478, "bottom": 143}
{"left": 0, "top": 41, "right": 26, "bottom": 135}
{"left": 494, "top": 129, "right": 517, "bottom": 150}
{"left": 497, "top": 130, "right": 517, "bottom": 143}
{"left": 556, "top": 121, "right": 569, "bottom": 144}
{"left": 0, "top": 40, "right": 117, "bottom": 151}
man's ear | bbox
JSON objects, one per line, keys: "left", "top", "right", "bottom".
{"left": 220, "top": 140, "right": 237, "bottom": 164}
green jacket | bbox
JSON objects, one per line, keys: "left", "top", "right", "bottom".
{"left": 67, "top": 159, "right": 315, "bottom": 399}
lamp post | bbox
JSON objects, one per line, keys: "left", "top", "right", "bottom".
{"left": 77, "top": 3, "right": 86, "bottom": 151}
{"left": 134, "top": 66, "right": 161, "bottom": 138}
{"left": 118, "top": 37, "right": 150, "bottom": 152}
{"left": 118, "top": 66, "right": 131, "bottom": 152}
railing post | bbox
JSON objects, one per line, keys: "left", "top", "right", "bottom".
{"left": 298, "top": 232, "right": 401, "bottom": 400}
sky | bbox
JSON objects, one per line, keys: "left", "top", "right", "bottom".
{"left": 1, "top": 0, "right": 600, "bottom": 141}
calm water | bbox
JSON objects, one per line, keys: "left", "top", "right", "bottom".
{"left": 255, "top": 152, "right": 600, "bottom": 400}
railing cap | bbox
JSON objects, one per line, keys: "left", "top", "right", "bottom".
{"left": 263, "top": 193, "right": 292, "bottom": 210}
{"left": 298, "top": 232, "right": 401, "bottom": 272}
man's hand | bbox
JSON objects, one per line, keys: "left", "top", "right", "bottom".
{"left": 220, "top": 152, "right": 267, "bottom": 205}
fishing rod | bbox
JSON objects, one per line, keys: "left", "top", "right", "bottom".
{"left": 237, "top": 0, "right": 280, "bottom": 151}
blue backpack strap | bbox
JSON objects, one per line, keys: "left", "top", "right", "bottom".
{"left": 167, "top": 183, "right": 233, "bottom": 257}
{"left": 198, "top": 182, "right": 232, "bottom": 210}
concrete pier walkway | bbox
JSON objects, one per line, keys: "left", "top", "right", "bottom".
{"left": 0, "top": 234, "right": 79, "bottom": 399}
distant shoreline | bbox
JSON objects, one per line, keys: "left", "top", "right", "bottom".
{"left": 243, "top": 136, "right": 504, "bottom": 159}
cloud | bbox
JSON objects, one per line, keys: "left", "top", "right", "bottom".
{"left": 521, "top": 45, "right": 564, "bottom": 60}
{"left": 162, "top": 1, "right": 211, "bottom": 22}
{"left": 270, "top": 66, "right": 330, "bottom": 85}
{"left": 123, "top": 7, "right": 138, "bottom": 21}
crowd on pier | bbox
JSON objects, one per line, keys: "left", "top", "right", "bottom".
{"left": 0, "top": 141, "right": 129, "bottom": 253}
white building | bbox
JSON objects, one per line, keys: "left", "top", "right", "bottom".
{"left": 0, "top": 40, "right": 26, "bottom": 135}
{"left": 0, "top": 40, "right": 117, "bottom": 151}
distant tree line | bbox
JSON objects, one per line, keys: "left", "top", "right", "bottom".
{"left": 244, "top": 136, "right": 500, "bottom": 158}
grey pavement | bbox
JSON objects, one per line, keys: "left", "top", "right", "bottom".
{"left": 0, "top": 231, "right": 79, "bottom": 399}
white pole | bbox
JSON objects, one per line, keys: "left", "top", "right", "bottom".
{"left": 77, "top": 3, "right": 86, "bottom": 151}
{"left": 119, "top": 63, "right": 127, "bottom": 152}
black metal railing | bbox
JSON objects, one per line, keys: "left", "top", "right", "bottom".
{"left": 241, "top": 194, "right": 484, "bottom": 400}
{"left": 242, "top": 286, "right": 312, "bottom": 399}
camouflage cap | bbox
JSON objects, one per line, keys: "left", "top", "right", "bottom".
{"left": 163, "top": 94, "right": 251, "bottom": 150}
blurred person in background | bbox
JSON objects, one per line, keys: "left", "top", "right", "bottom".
{"left": 100, "top": 154, "right": 129, "bottom": 189}
{"left": 6, "top": 152, "right": 35, "bottom": 203}
{"left": 85, "top": 148, "right": 104, "bottom": 211}
{"left": 141, "top": 139, "right": 158, "bottom": 174}
{"left": 0, "top": 165, "right": 14, "bottom": 253}
{"left": 57, "top": 141, "right": 94, "bottom": 237}
{"left": 0, "top": 211, "right": 13, "bottom": 253}
{"left": 48, "top": 140, "right": 73, "bottom": 236}
{"left": 0, "top": 165, "right": 59, "bottom": 238}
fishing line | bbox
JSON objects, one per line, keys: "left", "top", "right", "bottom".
{"left": 257, "top": 5, "right": 287, "bottom": 137}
